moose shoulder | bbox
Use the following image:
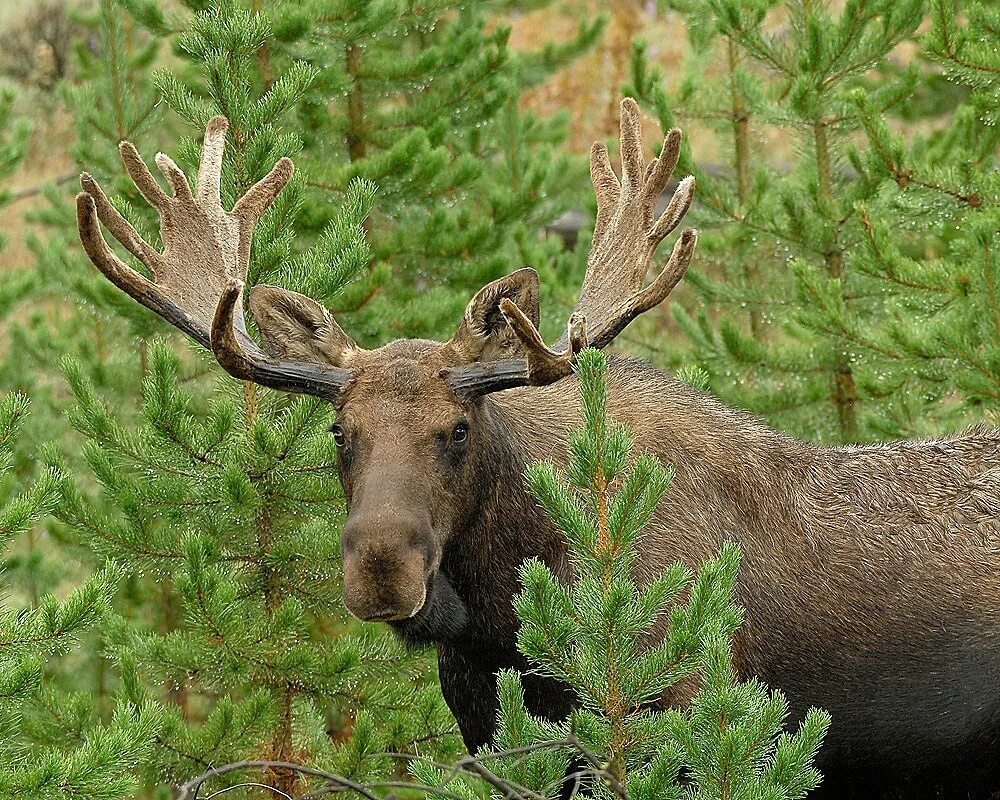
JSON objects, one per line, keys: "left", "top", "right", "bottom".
{"left": 76, "top": 100, "right": 1000, "bottom": 799}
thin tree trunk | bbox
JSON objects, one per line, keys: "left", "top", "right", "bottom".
{"left": 252, "top": 0, "right": 273, "bottom": 89}
{"left": 345, "top": 44, "right": 367, "bottom": 162}
{"left": 727, "top": 37, "right": 761, "bottom": 338}
{"left": 814, "top": 120, "right": 858, "bottom": 441}
{"left": 345, "top": 43, "right": 372, "bottom": 248}
{"left": 603, "top": 1, "right": 643, "bottom": 138}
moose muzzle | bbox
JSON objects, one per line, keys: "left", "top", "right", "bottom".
{"left": 340, "top": 511, "right": 434, "bottom": 622}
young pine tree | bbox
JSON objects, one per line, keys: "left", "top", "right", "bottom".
{"left": 629, "top": 0, "right": 923, "bottom": 443}
{"left": 0, "top": 394, "right": 161, "bottom": 800}
{"left": 1, "top": 0, "right": 165, "bottom": 482}
{"left": 1, "top": 79, "right": 162, "bottom": 800}
{"left": 489, "top": 349, "right": 829, "bottom": 799}
{"left": 840, "top": 0, "right": 1000, "bottom": 437}
{"left": 0, "top": 84, "right": 30, "bottom": 252}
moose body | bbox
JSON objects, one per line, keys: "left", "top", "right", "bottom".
{"left": 76, "top": 99, "right": 1000, "bottom": 799}
{"left": 388, "top": 356, "right": 1000, "bottom": 799}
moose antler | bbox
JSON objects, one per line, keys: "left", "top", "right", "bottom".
{"left": 76, "top": 117, "right": 353, "bottom": 399}
{"left": 445, "top": 98, "right": 698, "bottom": 400}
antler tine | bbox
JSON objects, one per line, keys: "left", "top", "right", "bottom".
{"left": 77, "top": 118, "right": 354, "bottom": 400}
{"left": 197, "top": 116, "right": 228, "bottom": 205}
{"left": 590, "top": 142, "right": 620, "bottom": 242}
{"left": 80, "top": 173, "right": 161, "bottom": 267}
{"left": 445, "top": 301, "right": 587, "bottom": 403}
{"left": 213, "top": 281, "right": 351, "bottom": 398}
{"left": 444, "top": 97, "right": 698, "bottom": 401}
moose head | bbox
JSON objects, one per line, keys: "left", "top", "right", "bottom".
{"left": 76, "top": 99, "right": 697, "bottom": 626}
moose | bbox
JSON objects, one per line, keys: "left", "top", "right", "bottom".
{"left": 75, "top": 100, "right": 1000, "bottom": 799}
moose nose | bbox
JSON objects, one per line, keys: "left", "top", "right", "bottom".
{"left": 340, "top": 513, "right": 433, "bottom": 623}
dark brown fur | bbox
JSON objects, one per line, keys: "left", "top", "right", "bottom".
{"left": 327, "top": 344, "right": 1000, "bottom": 800}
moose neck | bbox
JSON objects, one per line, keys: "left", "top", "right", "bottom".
{"left": 483, "top": 356, "right": 812, "bottom": 580}
{"left": 441, "top": 397, "right": 569, "bottom": 647}
{"left": 394, "top": 356, "right": 809, "bottom": 652}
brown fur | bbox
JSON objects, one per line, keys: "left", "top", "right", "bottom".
{"left": 320, "top": 340, "right": 1000, "bottom": 799}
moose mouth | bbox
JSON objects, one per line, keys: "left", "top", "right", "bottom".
{"left": 364, "top": 582, "right": 428, "bottom": 622}
{"left": 387, "top": 571, "right": 469, "bottom": 649}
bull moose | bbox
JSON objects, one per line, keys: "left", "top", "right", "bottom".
{"left": 75, "top": 99, "right": 1000, "bottom": 799}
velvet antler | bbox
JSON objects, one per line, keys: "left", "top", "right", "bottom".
{"left": 76, "top": 117, "right": 353, "bottom": 399}
{"left": 445, "top": 98, "right": 698, "bottom": 400}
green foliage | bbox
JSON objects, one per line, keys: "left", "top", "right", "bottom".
{"left": 492, "top": 349, "right": 829, "bottom": 799}
{"left": 0, "top": 394, "right": 161, "bottom": 800}
{"left": 630, "top": 0, "right": 925, "bottom": 443}
{"left": 841, "top": 0, "right": 1000, "bottom": 436}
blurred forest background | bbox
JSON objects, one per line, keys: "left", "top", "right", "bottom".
{"left": 0, "top": 0, "right": 995, "bottom": 797}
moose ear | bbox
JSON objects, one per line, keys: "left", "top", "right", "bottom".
{"left": 447, "top": 268, "right": 541, "bottom": 363}
{"left": 248, "top": 285, "right": 359, "bottom": 367}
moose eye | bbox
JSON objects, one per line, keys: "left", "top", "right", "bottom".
{"left": 330, "top": 424, "right": 347, "bottom": 447}
{"left": 452, "top": 421, "right": 469, "bottom": 445}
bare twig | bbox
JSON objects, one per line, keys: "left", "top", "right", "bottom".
{"left": 6, "top": 172, "right": 77, "bottom": 204}
{"left": 174, "top": 737, "right": 629, "bottom": 800}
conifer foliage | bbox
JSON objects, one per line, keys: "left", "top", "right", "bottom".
{"left": 0, "top": 394, "right": 160, "bottom": 800}
{"left": 845, "top": 0, "right": 1000, "bottom": 436}
{"left": 0, "top": 87, "right": 30, "bottom": 250}
{"left": 491, "top": 350, "right": 830, "bottom": 799}
{"left": 629, "top": 0, "right": 923, "bottom": 442}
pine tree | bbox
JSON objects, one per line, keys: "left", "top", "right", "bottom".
{"left": 840, "top": 0, "right": 1000, "bottom": 437}
{"left": 1, "top": 80, "right": 162, "bottom": 800}
{"left": 0, "top": 393, "right": 162, "bottom": 800}
{"left": 489, "top": 349, "right": 829, "bottom": 799}
{"left": 0, "top": 0, "right": 165, "bottom": 467}
{"left": 629, "top": 0, "right": 923, "bottom": 443}
{"left": 52, "top": 6, "right": 464, "bottom": 795}
{"left": 0, "top": 2, "right": 182, "bottom": 741}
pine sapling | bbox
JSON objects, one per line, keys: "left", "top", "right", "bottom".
{"left": 0, "top": 393, "right": 161, "bottom": 800}
{"left": 491, "top": 349, "right": 829, "bottom": 799}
